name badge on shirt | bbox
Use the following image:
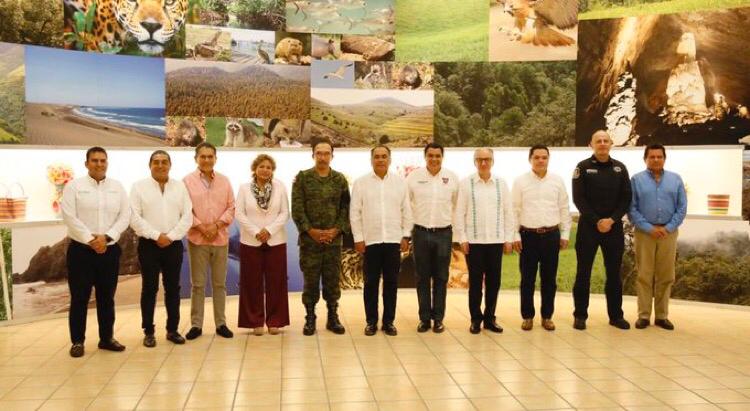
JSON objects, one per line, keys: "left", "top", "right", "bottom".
{"left": 586, "top": 169, "right": 598, "bottom": 174}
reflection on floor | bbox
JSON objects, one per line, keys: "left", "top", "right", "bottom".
{"left": 1, "top": 290, "right": 749, "bottom": 410}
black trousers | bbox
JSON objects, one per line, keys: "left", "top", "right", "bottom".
{"left": 465, "top": 243, "right": 503, "bottom": 324}
{"left": 66, "top": 241, "right": 121, "bottom": 344}
{"left": 573, "top": 221, "right": 625, "bottom": 320}
{"left": 412, "top": 226, "right": 452, "bottom": 323}
{"left": 363, "top": 243, "right": 401, "bottom": 326}
{"left": 519, "top": 230, "right": 560, "bottom": 319}
{"left": 138, "top": 238, "right": 183, "bottom": 334}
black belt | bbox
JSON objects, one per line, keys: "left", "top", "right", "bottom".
{"left": 414, "top": 224, "right": 451, "bottom": 232}
{"left": 520, "top": 225, "right": 559, "bottom": 234}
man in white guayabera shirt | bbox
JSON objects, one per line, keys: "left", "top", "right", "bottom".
{"left": 350, "top": 145, "right": 412, "bottom": 337}
{"left": 130, "top": 150, "right": 193, "bottom": 348}
{"left": 62, "top": 146, "right": 131, "bottom": 358}
{"left": 455, "top": 148, "right": 514, "bottom": 335}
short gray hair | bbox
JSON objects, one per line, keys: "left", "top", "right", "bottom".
{"left": 474, "top": 147, "right": 494, "bottom": 159}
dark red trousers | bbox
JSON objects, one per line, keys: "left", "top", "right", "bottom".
{"left": 238, "top": 243, "right": 290, "bottom": 328}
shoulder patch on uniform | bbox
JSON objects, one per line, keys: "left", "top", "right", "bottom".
{"left": 573, "top": 168, "right": 580, "bottom": 179}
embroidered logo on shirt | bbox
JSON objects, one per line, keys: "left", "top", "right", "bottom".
{"left": 614, "top": 166, "right": 622, "bottom": 172}
{"left": 442, "top": 178, "right": 449, "bottom": 184}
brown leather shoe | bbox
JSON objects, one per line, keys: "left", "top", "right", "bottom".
{"left": 98, "top": 339, "right": 126, "bottom": 352}
{"left": 541, "top": 318, "right": 555, "bottom": 331}
{"left": 521, "top": 319, "right": 533, "bottom": 331}
{"left": 69, "top": 343, "right": 84, "bottom": 358}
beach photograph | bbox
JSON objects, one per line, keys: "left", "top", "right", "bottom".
{"left": 24, "top": 46, "right": 166, "bottom": 146}
{"left": 285, "top": 0, "right": 394, "bottom": 35}
{"left": 228, "top": 28, "right": 276, "bottom": 64}
{"left": 434, "top": 61, "right": 576, "bottom": 147}
{"left": 489, "top": 0, "right": 578, "bottom": 62}
{"left": 0, "top": 43, "right": 24, "bottom": 144}
{"left": 10, "top": 225, "right": 143, "bottom": 320}
{"left": 395, "top": 0, "right": 487, "bottom": 61}
{"left": 166, "top": 58, "right": 311, "bottom": 118}
{"left": 311, "top": 88, "right": 433, "bottom": 147}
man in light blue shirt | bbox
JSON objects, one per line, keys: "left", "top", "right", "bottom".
{"left": 628, "top": 144, "right": 687, "bottom": 331}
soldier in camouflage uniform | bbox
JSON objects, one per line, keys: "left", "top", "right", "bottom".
{"left": 292, "top": 140, "right": 351, "bottom": 336}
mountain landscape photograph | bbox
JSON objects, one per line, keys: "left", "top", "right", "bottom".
{"left": 311, "top": 88, "right": 433, "bottom": 147}
{"left": 166, "top": 59, "right": 310, "bottom": 118}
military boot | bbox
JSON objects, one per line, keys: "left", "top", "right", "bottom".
{"left": 326, "top": 303, "right": 346, "bottom": 334}
{"left": 303, "top": 304, "right": 316, "bottom": 336}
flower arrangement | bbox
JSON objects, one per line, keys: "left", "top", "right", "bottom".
{"left": 47, "top": 164, "right": 74, "bottom": 215}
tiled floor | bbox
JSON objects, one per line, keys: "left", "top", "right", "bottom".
{"left": 1, "top": 290, "right": 749, "bottom": 410}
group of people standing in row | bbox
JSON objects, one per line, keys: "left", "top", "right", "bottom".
{"left": 61, "top": 129, "right": 686, "bottom": 358}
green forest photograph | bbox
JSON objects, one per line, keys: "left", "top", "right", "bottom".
{"left": 0, "top": 228, "right": 12, "bottom": 321}
{"left": 395, "top": 0, "right": 488, "bottom": 61}
{"left": 0, "top": 0, "right": 63, "bottom": 48}
{"left": 579, "top": 0, "right": 750, "bottom": 20}
{"left": 433, "top": 61, "right": 576, "bottom": 147}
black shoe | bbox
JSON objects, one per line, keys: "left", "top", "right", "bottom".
{"left": 303, "top": 304, "right": 317, "bottom": 336}
{"left": 417, "top": 321, "right": 430, "bottom": 333}
{"left": 185, "top": 327, "right": 202, "bottom": 340}
{"left": 216, "top": 325, "right": 234, "bottom": 338}
{"left": 654, "top": 319, "right": 674, "bottom": 330}
{"left": 166, "top": 332, "right": 186, "bottom": 344}
{"left": 364, "top": 323, "right": 377, "bottom": 336}
{"left": 382, "top": 323, "right": 398, "bottom": 336}
{"left": 484, "top": 322, "right": 503, "bottom": 333}
{"left": 326, "top": 305, "right": 346, "bottom": 335}
{"left": 635, "top": 319, "right": 650, "bottom": 329}
{"left": 69, "top": 343, "right": 84, "bottom": 358}
{"left": 143, "top": 334, "right": 156, "bottom": 348}
{"left": 432, "top": 320, "right": 445, "bottom": 333}
{"left": 573, "top": 318, "right": 586, "bottom": 330}
{"left": 469, "top": 321, "right": 481, "bottom": 334}
{"left": 98, "top": 339, "right": 126, "bottom": 352}
{"left": 609, "top": 318, "right": 631, "bottom": 330}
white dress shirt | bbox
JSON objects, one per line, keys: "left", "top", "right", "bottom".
{"left": 235, "top": 178, "right": 289, "bottom": 247}
{"left": 455, "top": 173, "right": 515, "bottom": 244}
{"left": 406, "top": 167, "right": 459, "bottom": 229}
{"left": 61, "top": 175, "right": 131, "bottom": 245}
{"left": 129, "top": 177, "right": 193, "bottom": 241}
{"left": 350, "top": 171, "right": 413, "bottom": 246}
{"left": 511, "top": 171, "right": 572, "bottom": 241}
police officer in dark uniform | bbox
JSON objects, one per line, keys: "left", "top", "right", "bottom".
{"left": 572, "top": 130, "right": 632, "bottom": 330}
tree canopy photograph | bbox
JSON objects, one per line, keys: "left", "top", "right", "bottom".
{"left": 433, "top": 61, "right": 576, "bottom": 147}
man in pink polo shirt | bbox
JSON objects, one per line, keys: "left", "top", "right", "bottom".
{"left": 183, "top": 142, "right": 236, "bottom": 340}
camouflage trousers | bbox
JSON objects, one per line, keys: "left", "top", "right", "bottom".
{"left": 300, "top": 242, "right": 342, "bottom": 306}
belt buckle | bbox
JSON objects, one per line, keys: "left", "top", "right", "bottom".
{"left": 535, "top": 227, "right": 546, "bottom": 234}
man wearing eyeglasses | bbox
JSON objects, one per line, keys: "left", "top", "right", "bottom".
{"left": 455, "top": 148, "right": 514, "bottom": 334}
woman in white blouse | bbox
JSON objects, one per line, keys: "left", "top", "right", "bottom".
{"left": 235, "top": 154, "right": 290, "bottom": 335}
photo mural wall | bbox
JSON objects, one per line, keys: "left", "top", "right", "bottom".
{"left": 2, "top": 0, "right": 750, "bottom": 321}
